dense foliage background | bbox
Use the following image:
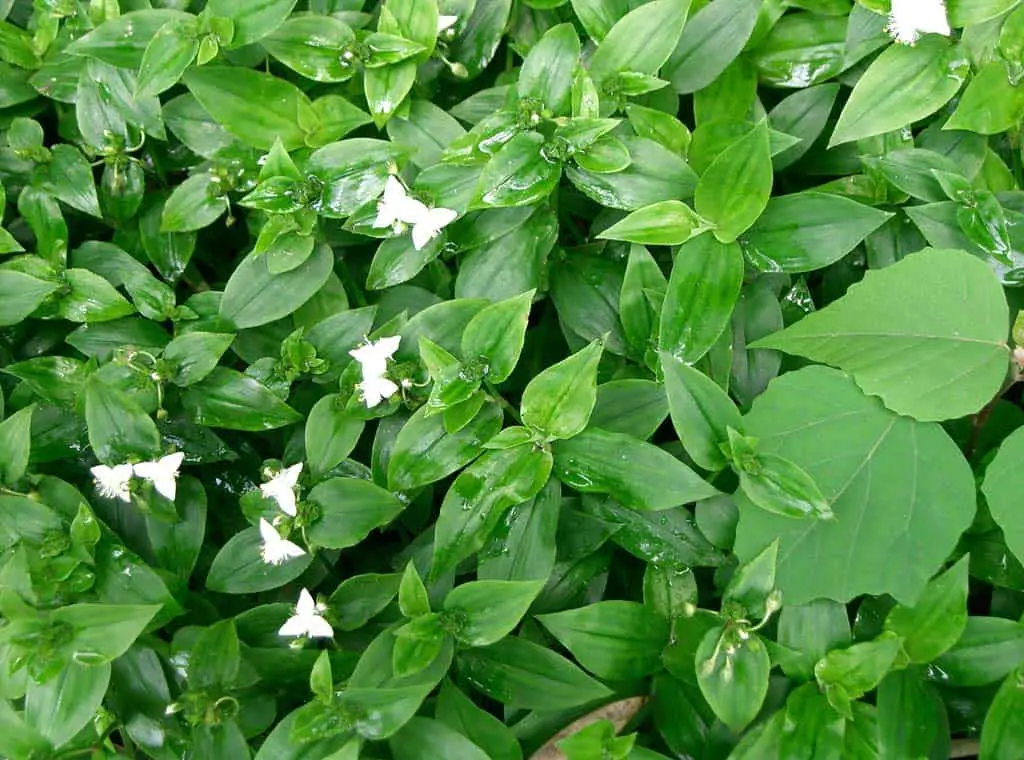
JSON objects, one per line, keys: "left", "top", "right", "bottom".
{"left": 3, "top": 0, "right": 1024, "bottom": 757}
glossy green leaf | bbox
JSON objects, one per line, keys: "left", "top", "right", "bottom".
{"left": 0, "top": 271, "right": 59, "bottom": 326}
{"left": 664, "top": 0, "right": 762, "bottom": 94}
{"left": 182, "top": 368, "right": 302, "bottom": 431}
{"left": 432, "top": 444, "right": 553, "bottom": 578}
{"left": 475, "top": 132, "right": 561, "bottom": 208}
{"left": 659, "top": 232, "right": 744, "bottom": 365}
{"left": 743, "top": 192, "right": 893, "bottom": 273}
{"left": 160, "top": 173, "right": 226, "bottom": 233}
{"left": 885, "top": 556, "right": 969, "bottom": 663}
{"left": 587, "top": 0, "right": 690, "bottom": 84}
{"left": 876, "top": 667, "right": 951, "bottom": 760}
{"left": 662, "top": 352, "right": 742, "bottom": 472}
{"left": 982, "top": 426, "right": 1024, "bottom": 568}
{"left": 598, "top": 201, "right": 708, "bottom": 246}
{"left": 0, "top": 405, "right": 33, "bottom": 486}
{"left": 306, "top": 477, "right": 405, "bottom": 549}
{"left": 85, "top": 376, "right": 161, "bottom": 464}
{"left": 829, "top": 37, "right": 970, "bottom": 147}
{"left": 932, "top": 617, "right": 1024, "bottom": 686}
{"left": 980, "top": 667, "right": 1024, "bottom": 760}
{"left": 694, "top": 120, "right": 772, "bottom": 243}
{"left": 518, "top": 23, "right": 580, "bottom": 116}
{"left": 455, "top": 636, "right": 613, "bottom": 710}
{"left": 552, "top": 428, "right": 718, "bottom": 509}
{"left": 443, "top": 580, "right": 542, "bottom": 646}
{"left": 25, "top": 661, "right": 111, "bottom": 749}
{"left": 220, "top": 243, "right": 334, "bottom": 329}
{"left": 520, "top": 339, "right": 603, "bottom": 441}
{"left": 391, "top": 717, "right": 490, "bottom": 760}
{"left": 695, "top": 625, "right": 770, "bottom": 732}
{"left": 206, "top": 526, "right": 312, "bottom": 593}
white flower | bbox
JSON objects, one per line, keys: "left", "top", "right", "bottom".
{"left": 372, "top": 176, "right": 457, "bottom": 251}
{"left": 438, "top": 14, "right": 458, "bottom": 34}
{"left": 349, "top": 335, "right": 401, "bottom": 377}
{"left": 279, "top": 588, "right": 333, "bottom": 639}
{"left": 887, "top": 0, "right": 950, "bottom": 45}
{"left": 258, "top": 517, "right": 306, "bottom": 565}
{"left": 133, "top": 452, "right": 185, "bottom": 502}
{"left": 374, "top": 176, "right": 426, "bottom": 234}
{"left": 356, "top": 374, "right": 400, "bottom": 409}
{"left": 410, "top": 206, "right": 458, "bottom": 251}
{"left": 350, "top": 336, "right": 401, "bottom": 408}
{"left": 260, "top": 462, "right": 303, "bottom": 517}
{"left": 91, "top": 463, "right": 133, "bottom": 502}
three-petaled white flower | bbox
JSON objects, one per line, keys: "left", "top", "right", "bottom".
{"left": 438, "top": 15, "right": 458, "bottom": 34}
{"left": 258, "top": 517, "right": 306, "bottom": 565}
{"left": 887, "top": 0, "right": 950, "bottom": 45}
{"left": 279, "top": 588, "right": 334, "bottom": 638}
{"left": 260, "top": 462, "right": 303, "bottom": 517}
{"left": 350, "top": 336, "right": 401, "bottom": 408}
{"left": 91, "top": 463, "right": 134, "bottom": 502}
{"left": 373, "top": 176, "right": 457, "bottom": 251}
{"left": 133, "top": 452, "right": 185, "bottom": 502}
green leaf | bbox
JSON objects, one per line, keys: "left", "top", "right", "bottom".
{"left": 306, "top": 477, "right": 405, "bottom": 549}
{"left": 768, "top": 83, "right": 840, "bottom": 170}
{"left": 184, "top": 66, "right": 315, "bottom": 150}
{"left": 455, "top": 636, "right": 613, "bottom": 710}
{"left": 694, "top": 120, "right": 772, "bottom": 243}
{"left": 876, "top": 667, "right": 950, "bottom": 760}
{"left": 162, "top": 332, "right": 235, "bottom": 387}
{"left": 582, "top": 494, "right": 725, "bottom": 568}
{"left": 58, "top": 269, "right": 135, "bottom": 324}
{"left": 885, "top": 556, "right": 969, "bottom": 664}
{"left": 553, "top": 428, "right": 718, "bottom": 509}
{"left": 136, "top": 17, "right": 199, "bottom": 98}
{"left": 659, "top": 232, "right": 744, "bottom": 365}
{"left": 391, "top": 717, "right": 490, "bottom": 760}
{"left": 0, "top": 405, "right": 33, "bottom": 486}
{"left": 66, "top": 10, "right": 193, "bottom": 68}
{"left": 220, "top": 243, "right": 334, "bottom": 329}
{"left": 982, "top": 426, "right": 1024, "bottom": 568}
{"left": 460, "top": 290, "right": 533, "bottom": 383}
{"left": 587, "top": 0, "right": 691, "bottom": 85}
{"left": 778, "top": 683, "right": 846, "bottom": 760}
{"left": 478, "top": 479, "right": 561, "bottom": 583}
{"left": 619, "top": 245, "right": 666, "bottom": 359}
{"left": 520, "top": 338, "right": 603, "bottom": 441}
{"left": 945, "top": 59, "right": 1024, "bottom": 134}
{"left": 695, "top": 625, "right": 770, "bottom": 732}
{"left": 53, "top": 603, "right": 161, "bottom": 663}
{"left": 305, "top": 394, "right": 365, "bottom": 480}
{"left": 933, "top": 617, "right": 1024, "bottom": 686}
{"left": 18, "top": 187, "right": 67, "bottom": 268}
{"left": 262, "top": 16, "right": 356, "bottom": 83}
{"left": 518, "top": 23, "right": 580, "bottom": 117}
{"left": 85, "top": 375, "right": 161, "bottom": 464}
{"left": 42, "top": 144, "right": 102, "bottom": 219}
{"left": 443, "top": 580, "right": 543, "bottom": 646}
{"left": 160, "top": 173, "right": 227, "bottom": 233}
{"left": 566, "top": 135, "right": 698, "bottom": 211}
{"left": 206, "top": 0, "right": 296, "bottom": 47}
{"left": 723, "top": 539, "right": 778, "bottom": 621}
{"left": 329, "top": 573, "right": 402, "bottom": 631}
{"left": 189, "top": 619, "right": 241, "bottom": 690}
{"left": 182, "top": 368, "right": 302, "bottom": 431}
{"left": 147, "top": 476, "right": 207, "bottom": 579}
{"left": 777, "top": 599, "right": 852, "bottom": 682}
{"left": 626, "top": 104, "right": 691, "bottom": 156}
{"left": 399, "top": 560, "right": 431, "bottom": 618}
{"left": 662, "top": 353, "right": 742, "bottom": 472}
{"left": 24, "top": 661, "right": 111, "bottom": 749}
{"left": 447, "top": 0, "right": 513, "bottom": 79}
{"left": 475, "top": 132, "right": 561, "bottom": 208}
{"left": 388, "top": 400, "right": 503, "bottom": 491}
{"left": 306, "top": 138, "right": 402, "bottom": 218}
{"left": 365, "top": 61, "right": 417, "bottom": 127}
{"left": 207, "top": 526, "right": 312, "bottom": 593}
{"left": 436, "top": 681, "right": 523, "bottom": 760}
{"left": 733, "top": 367, "right": 976, "bottom": 605}
{"left": 743, "top": 192, "right": 893, "bottom": 273}
{"left": 948, "top": 0, "right": 1021, "bottom": 26}
{"left": 537, "top": 601, "right": 670, "bottom": 680}
{"left": 664, "top": 0, "right": 762, "bottom": 94}
{"left": 597, "top": 201, "right": 709, "bottom": 246}
{"left": 387, "top": 100, "right": 466, "bottom": 169}
{"left": 815, "top": 633, "right": 902, "bottom": 718}
{"left": 432, "top": 444, "right": 553, "bottom": 578}
{"left": 980, "top": 667, "right": 1024, "bottom": 760}
{"left": 0, "top": 270, "right": 59, "bottom": 326}
{"left": 644, "top": 564, "right": 698, "bottom": 620}
{"left": 753, "top": 248, "right": 1010, "bottom": 421}
{"left": 829, "top": 37, "right": 969, "bottom": 147}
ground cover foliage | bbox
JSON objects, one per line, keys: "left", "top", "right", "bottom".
{"left": 4, "top": 0, "right": 1024, "bottom": 757}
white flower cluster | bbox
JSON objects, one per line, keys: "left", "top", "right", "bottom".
{"left": 91, "top": 452, "right": 185, "bottom": 503}
{"left": 887, "top": 0, "right": 950, "bottom": 45}
{"left": 257, "top": 463, "right": 306, "bottom": 566}
{"left": 350, "top": 335, "right": 402, "bottom": 408}
{"left": 373, "top": 176, "right": 457, "bottom": 251}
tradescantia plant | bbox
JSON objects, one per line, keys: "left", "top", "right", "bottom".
{"left": 7, "top": 0, "right": 1024, "bottom": 756}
